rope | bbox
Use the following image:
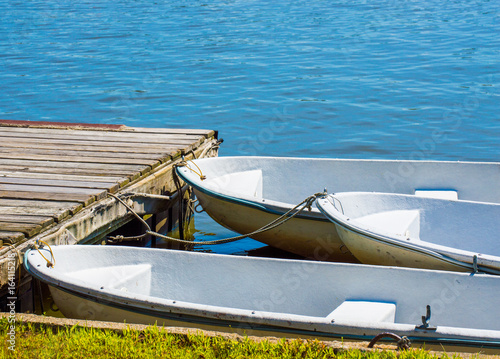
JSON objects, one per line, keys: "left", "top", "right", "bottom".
{"left": 108, "top": 191, "right": 326, "bottom": 246}
{"left": 368, "top": 332, "right": 411, "bottom": 350}
{"left": 33, "top": 240, "right": 56, "bottom": 268}
{"left": 175, "top": 160, "right": 206, "bottom": 181}
{"left": 172, "top": 164, "right": 186, "bottom": 240}
{"left": 107, "top": 193, "right": 152, "bottom": 230}
{"left": 107, "top": 234, "right": 149, "bottom": 244}
{"left": 199, "top": 138, "right": 223, "bottom": 159}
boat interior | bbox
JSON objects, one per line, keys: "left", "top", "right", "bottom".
{"left": 328, "top": 192, "right": 500, "bottom": 256}
{"left": 33, "top": 246, "right": 500, "bottom": 332}
{"left": 189, "top": 157, "right": 500, "bottom": 206}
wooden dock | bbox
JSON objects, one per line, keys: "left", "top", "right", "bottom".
{"left": 0, "top": 120, "right": 218, "bottom": 287}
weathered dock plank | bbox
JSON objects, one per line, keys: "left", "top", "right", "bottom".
{"left": 0, "top": 131, "right": 203, "bottom": 145}
{"left": 0, "top": 119, "right": 218, "bottom": 287}
{"left": 2, "top": 127, "right": 207, "bottom": 143}
{"left": 0, "top": 231, "right": 25, "bottom": 243}
{"left": 0, "top": 222, "right": 43, "bottom": 237}
{"left": 0, "top": 165, "right": 141, "bottom": 180}
{"left": 0, "top": 199, "right": 83, "bottom": 220}
{"left": 0, "top": 191, "right": 98, "bottom": 206}
{"left": 0, "top": 152, "right": 163, "bottom": 166}
{"left": 0, "top": 171, "right": 128, "bottom": 184}
{"left": 0, "top": 140, "right": 181, "bottom": 155}
{"left": 0, "top": 205, "right": 73, "bottom": 222}
{"left": 0, "top": 159, "right": 152, "bottom": 173}
{"left": 0, "top": 147, "right": 170, "bottom": 160}
{"left": 0, "top": 183, "right": 108, "bottom": 198}
{"left": 0, "top": 215, "right": 54, "bottom": 229}
{"left": 0, "top": 136, "right": 195, "bottom": 152}
{"left": 0, "top": 199, "right": 82, "bottom": 211}
{"left": 0, "top": 177, "right": 121, "bottom": 193}
{"left": 0, "top": 122, "right": 215, "bottom": 138}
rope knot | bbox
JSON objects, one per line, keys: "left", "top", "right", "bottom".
{"left": 397, "top": 336, "right": 411, "bottom": 351}
{"left": 34, "top": 240, "right": 56, "bottom": 268}
{"left": 368, "top": 332, "right": 411, "bottom": 351}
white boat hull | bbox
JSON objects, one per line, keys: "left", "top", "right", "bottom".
{"left": 194, "top": 189, "right": 357, "bottom": 262}
{"left": 334, "top": 225, "right": 466, "bottom": 272}
{"left": 317, "top": 193, "right": 500, "bottom": 273}
{"left": 25, "top": 245, "right": 500, "bottom": 353}
{"left": 177, "top": 157, "right": 500, "bottom": 261}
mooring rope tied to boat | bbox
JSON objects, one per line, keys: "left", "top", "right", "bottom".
{"left": 33, "top": 240, "right": 56, "bottom": 268}
{"left": 107, "top": 191, "right": 327, "bottom": 246}
{"left": 176, "top": 138, "right": 223, "bottom": 181}
{"left": 368, "top": 332, "right": 411, "bottom": 350}
{"left": 175, "top": 159, "right": 206, "bottom": 181}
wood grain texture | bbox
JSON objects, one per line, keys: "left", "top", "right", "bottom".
{"left": 0, "top": 177, "right": 121, "bottom": 193}
{"left": 0, "top": 191, "right": 97, "bottom": 206}
{"left": 0, "top": 222, "right": 43, "bottom": 237}
{"left": 0, "top": 121, "right": 214, "bottom": 246}
{"left": 0, "top": 205, "right": 73, "bottom": 222}
{"left": 0, "top": 172, "right": 128, "bottom": 184}
{"left": 0, "top": 231, "right": 25, "bottom": 243}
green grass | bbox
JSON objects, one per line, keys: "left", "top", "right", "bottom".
{"left": 0, "top": 318, "right": 463, "bottom": 359}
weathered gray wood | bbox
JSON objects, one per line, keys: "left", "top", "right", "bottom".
{"left": 0, "top": 126, "right": 208, "bottom": 141}
{"left": 0, "top": 222, "right": 43, "bottom": 238}
{"left": 0, "top": 171, "right": 128, "bottom": 185}
{"left": 0, "top": 191, "right": 96, "bottom": 206}
{"left": 0, "top": 135, "right": 195, "bottom": 150}
{"left": 0, "top": 140, "right": 181, "bottom": 156}
{"left": 0, "top": 119, "right": 126, "bottom": 130}
{"left": 0, "top": 134, "right": 217, "bottom": 287}
{"left": 0, "top": 121, "right": 214, "bottom": 137}
{"left": 0, "top": 206, "right": 73, "bottom": 222}
{"left": 0, "top": 146, "right": 170, "bottom": 160}
{"left": 0, "top": 165, "right": 141, "bottom": 180}
{"left": 0, "top": 199, "right": 81, "bottom": 209}
{"left": 0, "top": 214, "right": 54, "bottom": 227}
{"left": 0, "top": 231, "right": 25, "bottom": 243}
{"left": 0, "top": 131, "right": 203, "bottom": 145}
{"left": 0, "top": 177, "right": 121, "bottom": 193}
{"left": 0, "top": 159, "right": 150, "bottom": 173}
{"left": 0, "top": 198, "right": 81, "bottom": 209}
{"left": 125, "top": 127, "right": 215, "bottom": 138}
{"left": 0, "top": 199, "right": 83, "bottom": 219}
{"left": 0, "top": 123, "right": 215, "bottom": 251}
{"left": 0, "top": 183, "right": 107, "bottom": 197}
{"left": 0, "top": 152, "right": 163, "bottom": 167}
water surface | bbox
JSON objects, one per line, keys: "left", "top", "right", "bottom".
{"left": 1, "top": 0, "right": 498, "bottom": 253}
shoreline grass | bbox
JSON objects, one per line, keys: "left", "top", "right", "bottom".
{"left": 0, "top": 318, "right": 472, "bottom": 359}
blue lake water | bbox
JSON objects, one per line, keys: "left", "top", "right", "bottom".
{"left": 1, "top": 0, "right": 499, "bottom": 254}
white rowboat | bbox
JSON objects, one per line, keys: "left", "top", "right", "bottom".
{"left": 176, "top": 156, "right": 500, "bottom": 261}
{"left": 316, "top": 192, "right": 500, "bottom": 273}
{"left": 25, "top": 245, "right": 500, "bottom": 352}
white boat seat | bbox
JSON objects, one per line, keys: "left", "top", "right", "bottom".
{"left": 355, "top": 209, "right": 420, "bottom": 238}
{"left": 205, "top": 169, "right": 263, "bottom": 198}
{"left": 327, "top": 300, "right": 396, "bottom": 323}
{"left": 415, "top": 189, "right": 458, "bottom": 200}
{"left": 69, "top": 264, "right": 152, "bottom": 295}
